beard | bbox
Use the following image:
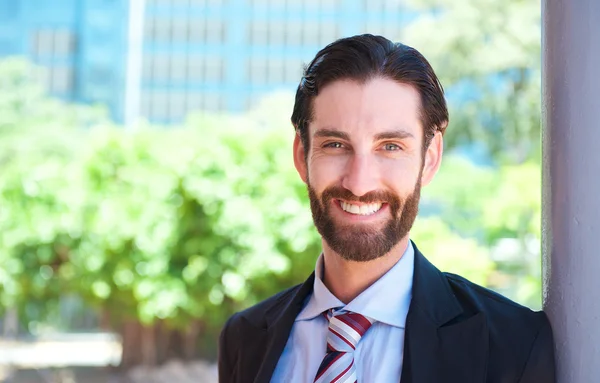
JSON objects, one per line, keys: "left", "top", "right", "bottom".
{"left": 307, "top": 179, "right": 421, "bottom": 262}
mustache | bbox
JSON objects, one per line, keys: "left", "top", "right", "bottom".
{"left": 320, "top": 186, "right": 399, "bottom": 205}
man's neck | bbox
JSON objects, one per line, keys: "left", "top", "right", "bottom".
{"left": 321, "top": 237, "right": 410, "bottom": 304}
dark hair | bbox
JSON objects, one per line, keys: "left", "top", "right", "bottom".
{"left": 291, "top": 34, "right": 448, "bottom": 155}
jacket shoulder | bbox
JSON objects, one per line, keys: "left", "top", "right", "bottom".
{"left": 444, "top": 272, "right": 551, "bottom": 357}
{"left": 442, "top": 273, "right": 555, "bottom": 380}
{"left": 218, "top": 283, "right": 305, "bottom": 383}
{"left": 224, "top": 282, "right": 304, "bottom": 330}
{"left": 444, "top": 272, "right": 547, "bottom": 326}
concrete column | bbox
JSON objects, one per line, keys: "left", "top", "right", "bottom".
{"left": 542, "top": 0, "right": 600, "bottom": 382}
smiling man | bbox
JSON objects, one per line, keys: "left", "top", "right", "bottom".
{"left": 218, "top": 35, "right": 555, "bottom": 383}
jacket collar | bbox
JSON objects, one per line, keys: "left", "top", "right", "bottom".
{"left": 252, "top": 273, "right": 315, "bottom": 383}
{"left": 409, "top": 241, "right": 463, "bottom": 326}
{"left": 401, "top": 242, "right": 489, "bottom": 382}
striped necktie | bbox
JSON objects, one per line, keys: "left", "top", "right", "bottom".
{"left": 313, "top": 309, "right": 375, "bottom": 383}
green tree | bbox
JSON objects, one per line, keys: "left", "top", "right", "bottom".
{"left": 418, "top": 156, "right": 542, "bottom": 308}
{"left": 403, "top": 0, "right": 541, "bottom": 162}
{"left": 0, "top": 58, "right": 108, "bottom": 323}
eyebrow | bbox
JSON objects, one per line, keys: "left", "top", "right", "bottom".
{"left": 313, "top": 128, "right": 350, "bottom": 141}
{"left": 374, "top": 129, "right": 415, "bottom": 141}
{"left": 313, "top": 128, "right": 415, "bottom": 141}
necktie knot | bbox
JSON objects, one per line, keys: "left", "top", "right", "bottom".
{"left": 325, "top": 309, "right": 375, "bottom": 352}
{"left": 313, "top": 309, "right": 376, "bottom": 383}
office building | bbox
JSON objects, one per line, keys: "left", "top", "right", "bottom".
{"left": 0, "top": 0, "right": 409, "bottom": 124}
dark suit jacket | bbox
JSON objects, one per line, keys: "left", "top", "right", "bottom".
{"left": 218, "top": 243, "right": 556, "bottom": 382}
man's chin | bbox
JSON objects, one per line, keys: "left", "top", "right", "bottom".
{"left": 324, "top": 230, "right": 395, "bottom": 262}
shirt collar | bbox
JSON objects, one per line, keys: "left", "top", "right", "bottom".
{"left": 296, "top": 241, "right": 415, "bottom": 328}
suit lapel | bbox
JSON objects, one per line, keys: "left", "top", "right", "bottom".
{"left": 401, "top": 244, "right": 489, "bottom": 383}
{"left": 252, "top": 273, "right": 315, "bottom": 383}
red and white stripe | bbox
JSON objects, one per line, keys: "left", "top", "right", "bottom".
{"left": 313, "top": 310, "right": 375, "bottom": 383}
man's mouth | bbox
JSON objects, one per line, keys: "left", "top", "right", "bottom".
{"left": 339, "top": 200, "right": 384, "bottom": 216}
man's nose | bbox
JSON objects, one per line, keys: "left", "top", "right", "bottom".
{"left": 341, "top": 154, "right": 379, "bottom": 197}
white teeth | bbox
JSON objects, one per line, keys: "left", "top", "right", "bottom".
{"left": 340, "top": 201, "right": 383, "bottom": 216}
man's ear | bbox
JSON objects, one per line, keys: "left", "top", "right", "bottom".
{"left": 421, "top": 130, "right": 443, "bottom": 187}
{"left": 293, "top": 131, "right": 308, "bottom": 184}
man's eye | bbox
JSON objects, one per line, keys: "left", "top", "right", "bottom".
{"left": 324, "top": 142, "right": 343, "bottom": 149}
{"left": 384, "top": 143, "right": 401, "bottom": 151}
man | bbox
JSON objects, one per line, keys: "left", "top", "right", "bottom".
{"left": 218, "top": 34, "right": 555, "bottom": 383}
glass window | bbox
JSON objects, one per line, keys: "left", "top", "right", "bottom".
{"left": 204, "top": 56, "right": 223, "bottom": 82}
{"left": 88, "top": 66, "right": 113, "bottom": 86}
{"left": 302, "top": 21, "right": 320, "bottom": 46}
{"left": 363, "top": 0, "right": 384, "bottom": 13}
{"left": 53, "top": 30, "right": 75, "bottom": 55}
{"left": 171, "top": 0, "right": 190, "bottom": 7}
{"left": 267, "top": 22, "right": 285, "bottom": 46}
{"left": 319, "top": 23, "right": 339, "bottom": 46}
{"left": 152, "top": 54, "right": 170, "bottom": 81}
{"left": 285, "top": 59, "right": 303, "bottom": 83}
{"left": 320, "top": 0, "right": 340, "bottom": 10}
{"left": 267, "top": 58, "right": 284, "bottom": 84}
{"left": 34, "top": 66, "right": 51, "bottom": 90}
{"left": 188, "top": 0, "right": 207, "bottom": 6}
{"left": 203, "top": 93, "right": 222, "bottom": 112}
{"left": 248, "top": 57, "right": 267, "bottom": 84}
{"left": 33, "top": 30, "right": 54, "bottom": 57}
{"left": 282, "top": 0, "right": 303, "bottom": 11}
{"left": 186, "top": 91, "right": 203, "bottom": 112}
{"left": 285, "top": 21, "right": 302, "bottom": 46}
{"left": 87, "top": 84, "right": 112, "bottom": 101}
{"left": 302, "top": 0, "right": 322, "bottom": 11}
{"left": 140, "top": 91, "right": 152, "bottom": 118}
{"left": 169, "top": 55, "right": 187, "bottom": 82}
{"left": 247, "top": 0, "right": 265, "bottom": 7}
{"left": 50, "top": 66, "right": 74, "bottom": 94}
{"left": 188, "top": 17, "right": 206, "bottom": 43}
{"left": 168, "top": 91, "right": 187, "bottom": 121}
{"left": 171, "top": 18, "right": 188, "bottom": 41}
{"left": 150, "top": 91, "right": 169, "bottom": 120}
{"left": 142, "top": 55, "right": 154, "bottom": 79}
{"left": 144, "top": 17, "right": 156, "bottom": 40}
{"left": 249, "top": 21, "right": 268, "bottom": 45}
{"left": 186, "top": 55, "right": 205, "bottom": 82}
{"left": 383, "top": 23, "right": 401, "bottom": 41}
{"left": 363, "top": 20, "right": 386, "bottom": 36}
{"left": 384, "top": 0, "right": 403, "bottom": 12}
{"left": 153, "top": 18, "right": 172, "bottom": 42}
{"left": 205, "top": 20, "right": 225, "bottom": 43}
{"left": 244, "top": 93, "right": 257, "bottom": 111}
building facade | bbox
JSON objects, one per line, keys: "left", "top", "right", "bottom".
{"left": 0, "top": 0, "right": 409, "bottom": 124}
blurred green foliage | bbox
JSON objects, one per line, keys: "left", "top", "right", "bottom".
{"left": 0, "top": 0, "right": 543, "bottom": 355}
{"left": 404, "top": 0, "right": 541, "bottom": 163}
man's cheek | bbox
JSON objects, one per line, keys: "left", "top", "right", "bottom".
{"left": 309, "top": 164, "right": 343, "bottom": 187}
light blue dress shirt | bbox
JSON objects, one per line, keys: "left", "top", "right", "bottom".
{"left": 271, "top": 242, "right": 415, "bottom": 383}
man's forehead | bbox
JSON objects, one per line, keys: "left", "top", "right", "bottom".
{"left": 308, "top": 78, "right": 423, "bottom": 138}
{"left": 311, "top": 77, "right": 421, "bottom": 107}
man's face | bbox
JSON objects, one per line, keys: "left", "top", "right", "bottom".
{"left": 293, "top": 77, "right": 443, "bottom": 262}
